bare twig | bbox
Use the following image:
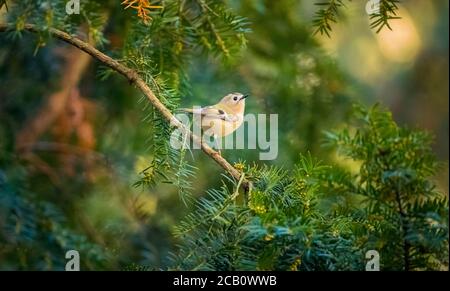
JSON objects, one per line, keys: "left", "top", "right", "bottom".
{"left": 0, "top": 23, "right": 247, "bottom": 188}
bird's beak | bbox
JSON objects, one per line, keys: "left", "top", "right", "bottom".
{"left": 240, "top": 94, "right": 249, "bottom": 101}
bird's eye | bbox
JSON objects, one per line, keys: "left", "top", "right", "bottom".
{"left": 233, "top": 96, "right": 238, "bottom": 101}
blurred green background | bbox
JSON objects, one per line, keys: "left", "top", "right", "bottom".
{"left": 0, "top": 0, "right": 448, "bottom": 269}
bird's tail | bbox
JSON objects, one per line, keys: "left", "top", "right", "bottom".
{"left": 177, "top": 108, "right": 195, "bottom": 113}
{"left": 176, "top": 107, "right": 204, "bottom": 114}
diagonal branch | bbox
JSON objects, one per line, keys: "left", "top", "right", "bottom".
{"left": 0, "top": 23, "right": 248, "bottom": 190}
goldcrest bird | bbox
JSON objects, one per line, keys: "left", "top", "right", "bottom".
{"left": 179, "top": 92, "right": 249, "bottom": 151}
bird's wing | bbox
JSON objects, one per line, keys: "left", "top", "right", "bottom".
{"left": 202, "top": 107, "right": 240, "bottom": 122}
{"left": 179, "top": 106, "right": 237, "bottom": 122}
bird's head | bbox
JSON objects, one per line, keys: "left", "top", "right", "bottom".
{"left": 219, "top": 92, "right": 249, "bottom": 114}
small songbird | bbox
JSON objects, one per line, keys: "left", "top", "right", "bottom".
{"left": 179, "top": 92, "right": 249, "bottom": 152}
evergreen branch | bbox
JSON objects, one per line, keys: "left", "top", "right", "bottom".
{"left": 198, "top": 0, "right": 230, "bottom": 57}
{"left": 394, "top": 188, "right": 411, "bottom": 271}
{"left": 313, "top": 0, "right": 401, "bottom": 36}
{"left": 312, "top": 0, "right": 347, "bottom": 37}
{"left": 369, "top": 0, "right": 401, "bottom": 33}
{"left": 0, "top": 23, "right": 247, "bottom": 189}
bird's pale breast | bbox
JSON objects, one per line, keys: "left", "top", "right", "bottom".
{"left": 200, "top": 115, "right": 243, "bottom": 137}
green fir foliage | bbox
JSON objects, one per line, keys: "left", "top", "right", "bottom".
{"left": 171, "top": 106, "right": 448, "bottom": 271}
{"left": 0, "top": 0, "right": 447, "bottom": 271}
